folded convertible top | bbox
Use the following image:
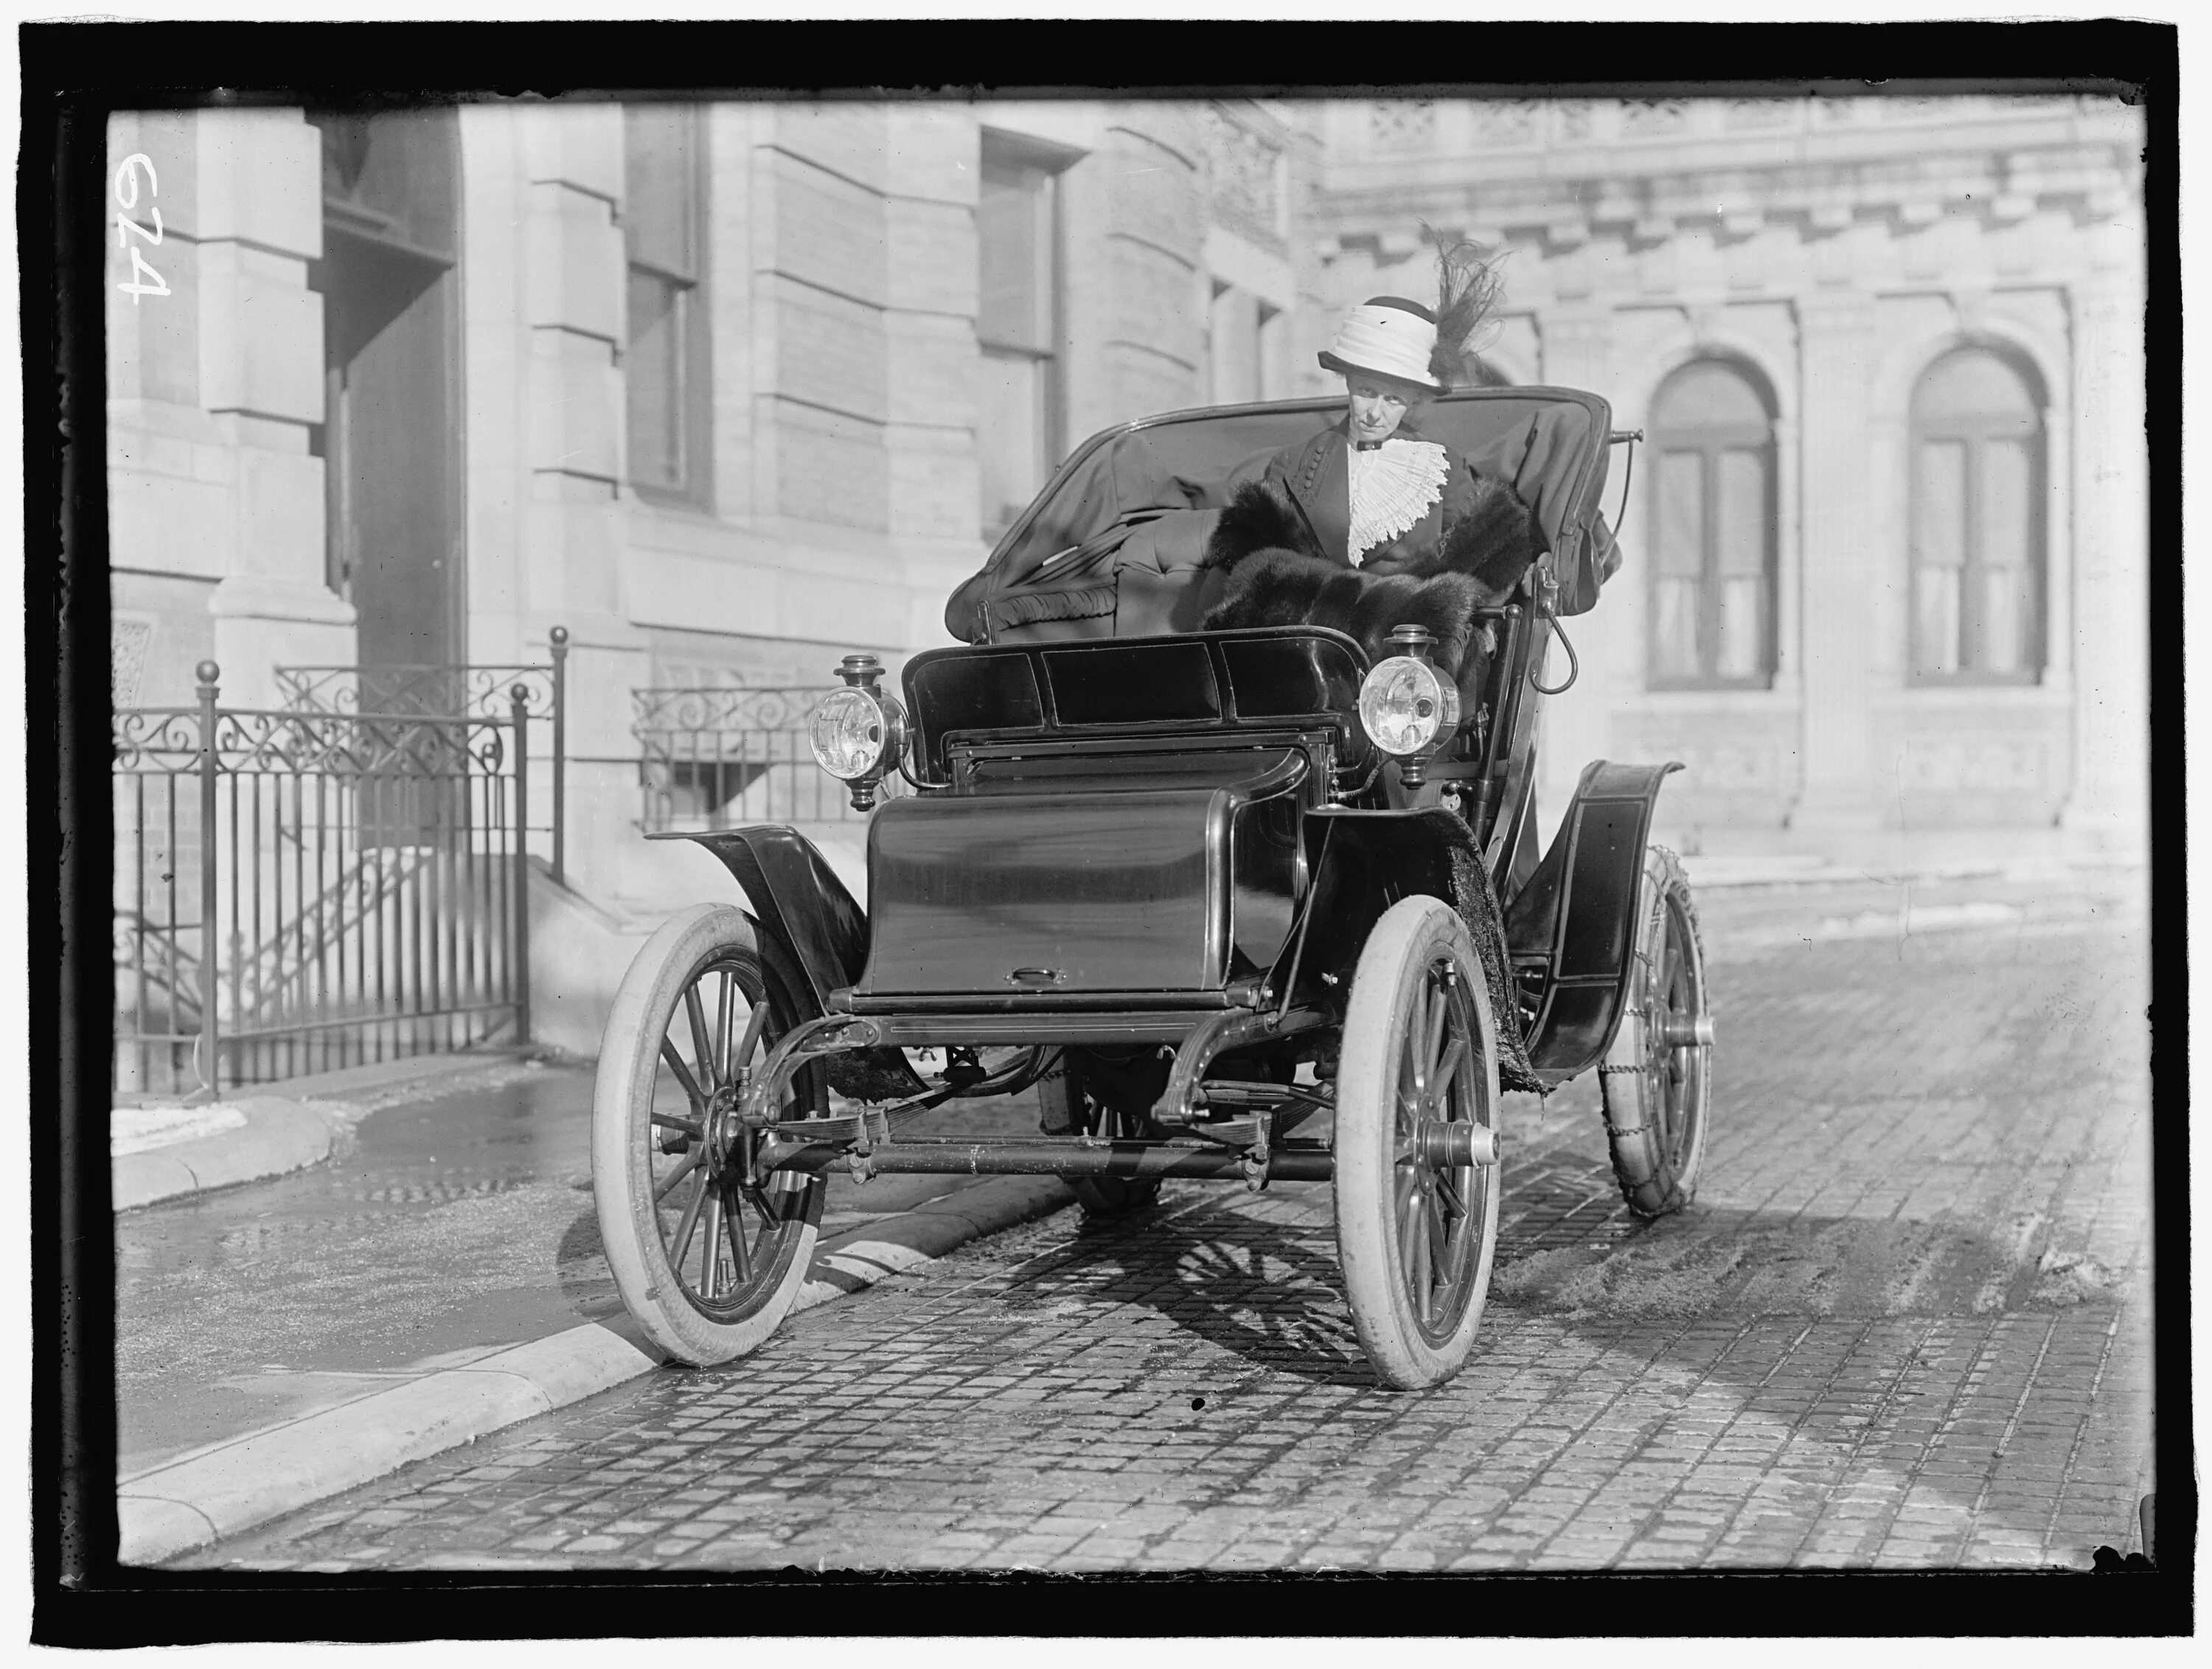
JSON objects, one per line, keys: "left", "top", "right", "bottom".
{"left": 946, "top": 387, "right": 1623, "bottom": 644}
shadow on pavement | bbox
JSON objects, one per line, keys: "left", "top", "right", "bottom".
{"left": 1487, "top": 1143, "right": 2128, "bottom": 1323}
{"left": 995, "top": 1199, "right": 1379, "bottom": 1387}
{"left": 969, "top": 1132, "right": 2127, "bottom": 1410}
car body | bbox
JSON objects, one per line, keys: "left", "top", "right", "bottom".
{"left": 593, "top": 386, "right": 1715, "bottom": 1390}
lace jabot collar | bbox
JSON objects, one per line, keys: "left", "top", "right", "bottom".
{"left": 1346, "top": 436, "right": 1450, "bottom": 565}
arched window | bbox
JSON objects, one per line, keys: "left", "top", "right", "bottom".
{"left": 1648, "top": 360, "right": 1777, "bottom": 689}
{"left": 1910, "top": 348, "right": 2045, "bottom": 682}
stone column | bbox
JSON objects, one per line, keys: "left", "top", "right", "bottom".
{"left": 187, "top": 108, "right": 349, "bottom": 705}
{"left": 518, "top": 103, "right": 624, "bottom": 635}
{"left": 509, "top": 103, "right": 642, "bottom": 902}
{"left": 751, "top": 102, "right": 891, "bottom": 544}
{"left": 2060, "top": 265, "right": 2149, "bottom": 857}
{"left": 883, "top": 105, "right": 984, "bottom": 649}
{"left": 1283, "top": 112, "right": 1331, "bottom": 402}
{"left": 1789, "top": 291, "right": 1885, "bottom": 837}
{"left": 108, "top": 114, "right": 220, "bottom": 704}
{"left": 1066, "top": 106, "right": 1203, "bottom": 436}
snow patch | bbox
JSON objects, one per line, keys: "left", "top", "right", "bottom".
{"left": 111, "top": 1103, "right": 249, "bottom": 1156}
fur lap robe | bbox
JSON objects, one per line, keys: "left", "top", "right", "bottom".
{"left": 1198, "top": 474, "right": 1543, "bottom": 683}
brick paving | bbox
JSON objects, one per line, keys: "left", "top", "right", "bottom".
{"left": 184, "top": 882, "right": 2152, "bottom": 1573}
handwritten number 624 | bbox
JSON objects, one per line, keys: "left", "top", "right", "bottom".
{"left": 114, "top": 153, "right": 169, "bottom": 302}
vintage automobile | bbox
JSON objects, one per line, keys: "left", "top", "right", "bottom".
{"left": 592, "top": 386, "right": 1715, "bottom": 1390}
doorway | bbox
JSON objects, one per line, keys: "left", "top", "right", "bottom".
{"left": 308, "top": 107, "right": 464, "bottom": 682}
{"left": 307, "top": 109, "right": 465, "bottom": 849}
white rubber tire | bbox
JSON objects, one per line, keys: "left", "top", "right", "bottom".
{"left": 1334, "top": 896, "right": 1503, "bottom": 1392}
{"left": 592, "top": 904, "right": 821, "bottom": 1366}
{"left": 1600, "top": 846, "right": 1714, "bottom": 1218}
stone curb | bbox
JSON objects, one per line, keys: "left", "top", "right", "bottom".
{"left": 117, "top": 1173, "right": 1076, "bottom": 1567}
{"left": 112, "top": 1097, "right": 352, "bottom": 1213}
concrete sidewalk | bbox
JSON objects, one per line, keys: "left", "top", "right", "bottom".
{"left": 119, "top": 1175, "right": 1073, "bottom": 1566}
{"left": 115, "top": 1051, "right": 1072, "bottom": 1566}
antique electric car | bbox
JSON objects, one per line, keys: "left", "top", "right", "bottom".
{"left": 592, "top": 386, "right": 1715, "bottom": 1391}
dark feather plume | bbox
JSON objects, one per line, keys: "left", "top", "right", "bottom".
{"left": 1422, "top": 223, "right": 1505, "bottom": 390}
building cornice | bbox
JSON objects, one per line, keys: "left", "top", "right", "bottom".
{"left": 1324, "top": 139, "right": 2140, "bottom": 262}
{"left": 1318, "top": 97, "right": 2143, "bottom": 257}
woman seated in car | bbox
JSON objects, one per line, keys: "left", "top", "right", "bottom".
{"left": 1201, "top": 237, "right": 1544, "bottom": 677}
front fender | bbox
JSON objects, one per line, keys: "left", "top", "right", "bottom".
{"left": 1282, "top": 806, "right": 1537, "bottom": 1090}
{"left": 1502, "top": 759, "right": 1681, "bottom": 1082}
{"left": 647, "top": 826, "right": 866, "bottom": 1016}
{"left": 1286, "top": 806, "right": 1467, "bottom": 998}
{"left": 650, "top": 826, "right": 924, "bottom": 1101}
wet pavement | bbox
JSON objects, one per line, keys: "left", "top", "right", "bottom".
{"left": 165, "top": 863, "right": 2156, "bottom": 1572}
{"left": 116, "top": 1058, "right": 1042, "bottom": 1472}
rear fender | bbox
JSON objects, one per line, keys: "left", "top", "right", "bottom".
{"left": 1501, "top": 760, "right": 1680, "bottom": 1082}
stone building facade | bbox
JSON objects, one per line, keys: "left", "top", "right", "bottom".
{"left": 1312, "top": 94, "right": 2148, "bottom": 863}
{"left": 106, "top": 97, "right": 1325, "bottom": 907}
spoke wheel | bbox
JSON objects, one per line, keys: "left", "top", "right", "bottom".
{"left": 1334, "top": 896, "right": 1501, "bottom": 1391}
{"left": 594, "top": 904, "right": 825, "bottom": 1365}
{"left": 1600, "top": 846, "right": 1714, "bottom": 1218}
{"left": 1039, "top": 1052, "right": 1164, "bottom": 1219}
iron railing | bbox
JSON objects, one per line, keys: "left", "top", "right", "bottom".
{"left": 274, "top": 626, "right": 567, "bottom": 883}
{"left": 632, "top": 686, "right": 907, "bottom": 832}
{"left": 114, "top": 662, "right": 532, "bottom": 1101}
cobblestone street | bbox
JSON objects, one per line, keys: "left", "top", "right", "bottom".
{"left": 181, "top": 878, "right": 2154, "bottom": 1574}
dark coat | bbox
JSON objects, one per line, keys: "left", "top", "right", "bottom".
{"left": 1201, "top": 417, "right": 1544, "bottom": 681}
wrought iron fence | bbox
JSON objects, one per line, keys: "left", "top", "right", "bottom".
{"left": 632, "top": 686, "right": 907, "bottom": 832}
{"left": 114, "top": 662, "right": 532, "bottom": 1101}
{"left": 274, "top": 626, "right": 567, "bottom": 883}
